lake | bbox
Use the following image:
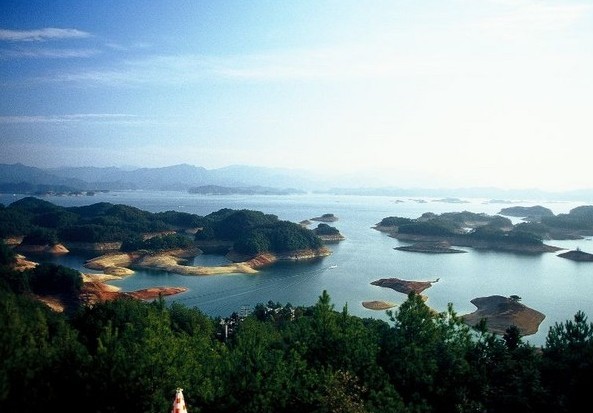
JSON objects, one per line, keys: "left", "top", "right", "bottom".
{"left": 3, "top": 190, "right": 592, "bottom": 347}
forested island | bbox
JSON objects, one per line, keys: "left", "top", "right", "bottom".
{"left": 375, "top": 207, "right": 593, "bottom": 254}
{"left": 0, "top": 196, "right": 330, "bottom": 277}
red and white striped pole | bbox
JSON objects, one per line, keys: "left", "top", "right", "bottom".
{"left": 172, "top": 388, "right": 187, "bottom": 413}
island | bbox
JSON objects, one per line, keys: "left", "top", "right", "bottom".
{"left": 394, "top": 241, "right": 466, "bottom": 254}
{"left": 0, "top": 197, "right": 331, "bottom": 278}
{"left": 374, "top": 210, "right": 565, "bottom": 253}
{"left": 432, "top": 197, "right": 468, "bottom": 204}
{"left": 371, "top": 277, "right": 439, "bottom": 295}
{"left": 498, "top": 205, "right": 554, "bottom": 219}
{"left": 188, "top": 185, "right": 304, "bottom": 195}
{"left": 362, "top": 300, "right": 397, "bottom": 310}
{"left": 313, "top": 223, "right": 345, "bottom": 243}
{"left": 557, "top": 248, "right": 593, "bottom": 262}
{"left": 461, "top": 295, "right": 545, "bottom": 336}
{"left": 311, "top": 213, "right": 338, "bottom": 222}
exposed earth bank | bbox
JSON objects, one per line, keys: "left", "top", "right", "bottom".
{"left": 461, "top": 295, "right": 546, "bottom": 336}
{"left": 84, "top": 247, "right": 332, "bottom": 276}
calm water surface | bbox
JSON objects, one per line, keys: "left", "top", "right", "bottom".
{"left": 3, "top": 191, "right": 592, "bottom": 347}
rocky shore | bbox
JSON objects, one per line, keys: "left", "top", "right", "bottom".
{"left": 80, "top": 272, "right": 188, "bottom": 306}
{"left": 84, "top": 247, "right": 332, "bottom": 276}
{"left": 14, "top": 243, "right": 70, "bottom": 255}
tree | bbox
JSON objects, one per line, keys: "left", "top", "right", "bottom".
{"left": 0, "top": 240, "right": 16, "bottom": 267}
{"left": 381, "top": 293, "right": 479, "bottom": 412}
{"left": 28, "top": 263, "right": 82, "bottom": 296}
{"left": 540, "top": 311, "right": 593, "bottom": 413}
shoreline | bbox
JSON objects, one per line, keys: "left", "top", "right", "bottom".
{"left": 84, "top": 247, "right": 332, "bottom": 276}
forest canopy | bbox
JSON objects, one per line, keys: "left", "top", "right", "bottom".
{"left": 0, "top": 197, "right": 324, "bottom": 256}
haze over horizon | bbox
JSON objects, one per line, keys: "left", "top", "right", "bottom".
{"left": 1, "top": 1, "right": 592, "bottom": 192}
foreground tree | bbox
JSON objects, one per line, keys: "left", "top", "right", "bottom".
{"left": 539, "top": 311, "right": 593, "bottom": 413}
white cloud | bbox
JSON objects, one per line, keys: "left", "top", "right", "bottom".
{"left": 0, "top": 27, "right": 91, "bottom": 42}
{"left": 0, "top": 47, "right": 99, "bottom": 59}
{"left": 475, "top": 2, "right": 592, "bottom": 35}
{"left": 0, "top": 114, "right": 146, "bottom": 124}
{"left": 40, "top": 45, "right": 436, "bottom": 87}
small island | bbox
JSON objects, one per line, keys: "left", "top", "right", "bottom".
{"left": 461, "top": 295, "right": 545, "bottom": 336}
{"left": 498, "top": 205, "right": 554, "bottom": 219}
{"left": 362, "top": 300, "right": 397, "bottom": 310}
{"left": 313, "top": 223, "right": 345, "bottom": 243}
{"left": 557, "top": 248, "right": 593, "bottom": 262}
{"left": 371, "top": 277, "right": 439, "bottom": 295}
{"left": 311, "top": 213, "right": 338, "bottom": 222}
{"left": 188, "top": 184, "right": 304, "bottom": 195}
{"left": 394, "top": 241, "right": 466, "bottom": 254}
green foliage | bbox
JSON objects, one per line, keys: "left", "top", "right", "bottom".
{"left": 29, "top": 263, "right": 83, "bottom": 296}
{"left": 9, "top": 196, "right": 61, "bottom": 214}
{"left": 4, "top": 282, "right": 593, "bottom": 412}
{"left": 32, "top": 210, "right": 78, "bottom": 229}
{"left": 0, "top": 208, "right": 32, "bottom": 237}
{"left": 398, "top": 220, "right": 458, "bottom": 236}
{"left": 380, "top": 210, "right": 555, "bottom": 248}
{"left": 3, "top": 199, "right": 322, "bottom": 255}
{"left": 121, "top": 233, "right": 194, "bottom": 252}
{"left": 194, "top": 223, "right": 216, "bottom": 240}
{"left": 21, "top": 227, "right": 58, "bottom": 245}
{"left": 315, "top": 223, "right": 340, "bottom": 235}
{"left": 0, "top": 290, "right": 88, "bottom": 412}
{"left": 514, "top": 222, "right": 549, "bottom": 238}
{"left": 469, "top": 226, "right": 543, "bottom": 245}
{"left": 59, "top": 223, "right": 131, "bottom": 242}
{"left": 234, "top": 230, "right": 272, "bottom": 255}
{"left": 154, "top": 210, "right": 204, "bottom": 228}
{"left": 469, "top": 225, "right": 506, "bottom": 240}
{"left": 506, "top": 229, "right": 543, "bottom": 245}
{"left": 541, "top": 205, "right": 593, "bottom": 230}
{"left": 0, "top": 267, "right": 29, "bottom": 293}
{"left": 377, "top": 216, "right": 413, "bottom": 227}
{"left": 0, "top": 198, "right": 205, "bottom": 245}
{"left": 539, "top": 311, "right": 593, "bottom": 412}
{"left": 213, "top": 209, "right": 278, "bottom": 240}
{"left": 194, "top": 209, "right": 322, "bottom": 255}
{"left": 0, "top": 240, "right": 16, "bottom": 266}
{"left": 266, "top": 221, "right": 323, "bottom": 253}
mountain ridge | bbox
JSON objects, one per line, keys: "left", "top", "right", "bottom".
{"left": 1, "top": 162, "right": 593, "bottom": 202}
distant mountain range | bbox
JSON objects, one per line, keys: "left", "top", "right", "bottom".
{"left": 1, "top": 162, "right": 593, "bottom": 202}
{"left": 0, "top": 163, "right": 320, "bottom": 193}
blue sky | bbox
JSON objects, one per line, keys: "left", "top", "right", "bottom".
{"left": 1, "top": 0, "right": 592, "bottom": 190}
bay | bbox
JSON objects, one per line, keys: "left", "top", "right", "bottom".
{"left": 3, "top": 191, "right": 592, "bottom": 347}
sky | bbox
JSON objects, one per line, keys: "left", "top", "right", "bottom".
{"left": 1, "top": 0, "right": 592, "bottom": 191}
